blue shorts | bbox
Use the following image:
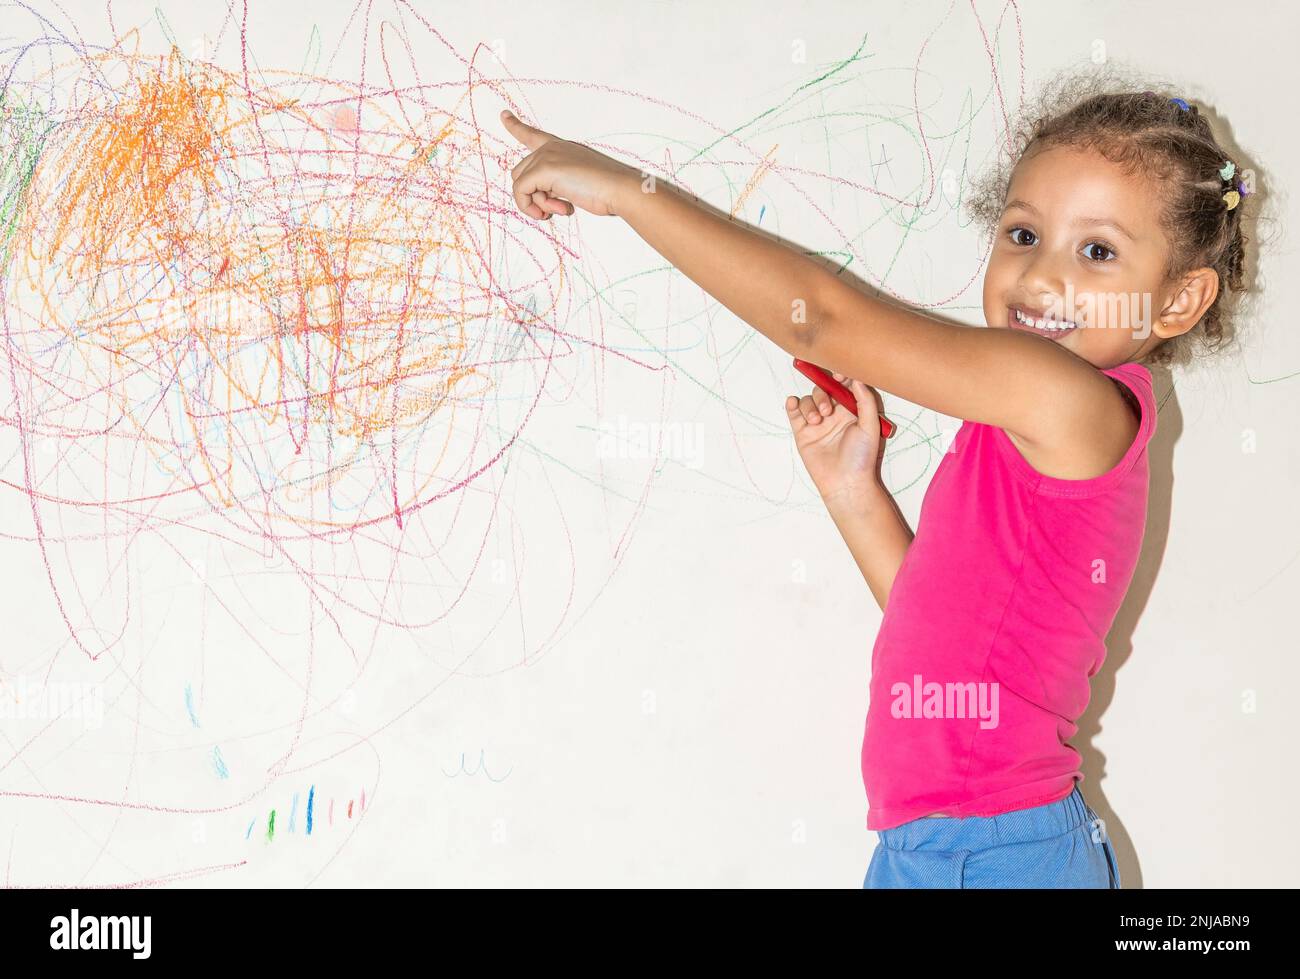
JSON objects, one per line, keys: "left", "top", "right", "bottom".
{"left": 863, "top": 783, "right": 1121, "bottom": 888}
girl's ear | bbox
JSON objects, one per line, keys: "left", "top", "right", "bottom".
{"left": 1159, "top": 266, "right": 1219, "bottom": 337}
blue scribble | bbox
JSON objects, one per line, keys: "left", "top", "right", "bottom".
{"left": 288, "top": 791, "right": 299, "bottom": 833}
{"left": 306, "top": 785, "right": 315, "bottom": 835}
{"left": 441, "top": 748, "right": 512, "bottom": 782}
{"left": 185, "top": 683, "right": 199, "bottom": 727}
{"left": 211, "top": 746, "right": 228, "bottom": 779}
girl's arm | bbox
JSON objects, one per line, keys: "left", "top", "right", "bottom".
{"left": 499, "top": 109, "right": 1121, "bottom": 458}
{"left": 612, "top": 177, "right": 1109, "bottom": 450}
{"left": 787, "top": 373, "right": 913, "bottom": 613}
{"left": 822, "top": 486, "right": 914, "bottom": 614}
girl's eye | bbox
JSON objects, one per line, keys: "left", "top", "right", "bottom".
{"left": 1007, "top": 227, "right": 1117, "bottom": 261}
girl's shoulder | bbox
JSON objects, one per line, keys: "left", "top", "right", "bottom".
{"left": 1001, "top": 363, "right": 1148, "bottom": 483}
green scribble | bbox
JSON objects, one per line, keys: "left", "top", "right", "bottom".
{"left": 0, "top": 92, "right": 49, "bottom": 266}
{"left": 685, "top": 33, "right": 872, "bottom": 166}
{"left": 302, "top": 25, "right": 321, "bottom": 77}
{"left": 154, "top": 7, "right": 178, "bottom": 48}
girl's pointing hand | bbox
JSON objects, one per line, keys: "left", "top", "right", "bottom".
{"left": 500, "top": 109, "right": 639, "bottom": 220}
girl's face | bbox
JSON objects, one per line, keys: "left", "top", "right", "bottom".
{"left": 982, "top": 143, "right": 1203, "bottom": 369}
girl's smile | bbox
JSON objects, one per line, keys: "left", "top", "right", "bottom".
{"left": 1007, "top": 303, "right": 1081, "bottom": 339}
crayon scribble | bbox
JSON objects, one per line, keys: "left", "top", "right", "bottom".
{"left": 0, "top": 0, "right": 1031, "bottom": 887}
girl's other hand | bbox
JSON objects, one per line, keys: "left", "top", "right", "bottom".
{"left": 785, "top": 371, "right": 888, "bottom": 508}
{"left": 500, "top": 109, "right": 638, "bottom": 220}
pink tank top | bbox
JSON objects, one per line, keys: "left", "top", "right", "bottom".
{"left": 861, "top": 361, "right": 1157, "bottom": 831}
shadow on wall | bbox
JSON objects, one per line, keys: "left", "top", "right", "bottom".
{"left": 1077, "top": 366, "right": 1181, "bottom": 891}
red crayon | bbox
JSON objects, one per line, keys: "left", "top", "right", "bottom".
{"left": 793, "top": 358, "right": 895, "bottom": 439}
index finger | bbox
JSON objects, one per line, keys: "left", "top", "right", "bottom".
{"left": 500, "top": 109, "right": 553, "bottom": 151}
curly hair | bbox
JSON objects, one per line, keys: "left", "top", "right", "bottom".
{"left": 966, "top": 67, "right": 1261, "bottom": 370}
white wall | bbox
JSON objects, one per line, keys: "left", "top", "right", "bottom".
{"left": 0, "top": 0, "right": 1294, "bottom": 887}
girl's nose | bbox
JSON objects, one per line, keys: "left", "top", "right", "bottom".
{"left": 1018, "top": 246, "right": 1068, "bottom": 297}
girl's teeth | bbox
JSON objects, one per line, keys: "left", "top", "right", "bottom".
{"left": 1014, "top": 309, "right": 1076, "bottom": 331}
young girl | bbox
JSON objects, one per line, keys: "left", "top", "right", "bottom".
{"left": 499, "top": 81, "right": 1252, "bottom": 888}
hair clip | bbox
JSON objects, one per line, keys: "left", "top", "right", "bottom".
{"left": 1221, "top": 161, "right": 1245, "bottom": 209}
{"left": 1170, "top": 97, "right": 1192, "bottom": 111}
